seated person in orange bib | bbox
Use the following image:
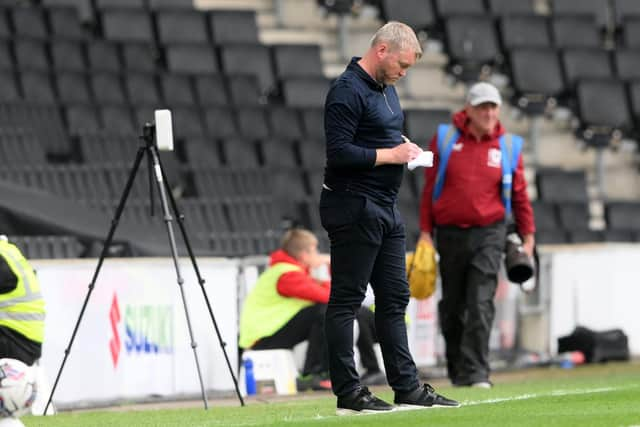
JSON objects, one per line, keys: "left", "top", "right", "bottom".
{"left": 238, "top": 228, "right": 384, "bottom": 391}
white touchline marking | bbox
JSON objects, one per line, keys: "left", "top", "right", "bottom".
{"left": 464, "top": 384, "right": 639, "bottom": 406}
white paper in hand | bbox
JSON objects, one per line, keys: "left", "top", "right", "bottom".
{"left": 407, "top": 150, "right": 434, "bottom": 170}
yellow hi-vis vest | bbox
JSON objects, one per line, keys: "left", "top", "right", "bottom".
{"left": 239, "top": 262, "right": 312, "bottom": 349}
{"left": 0, "top": 241, "right": 45, "bottom": 343}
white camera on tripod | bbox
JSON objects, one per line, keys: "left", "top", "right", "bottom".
{"left": 154, "top": 109, "right": 174, "bottom": 152}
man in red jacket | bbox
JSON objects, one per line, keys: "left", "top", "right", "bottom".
{"left": 419, "top": 82, "right": 535, "bottom": 388}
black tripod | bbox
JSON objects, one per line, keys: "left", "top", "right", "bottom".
{"left": 45, "top": 123, "right": 245, "bottom": 413}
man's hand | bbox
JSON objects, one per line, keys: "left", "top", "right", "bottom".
{"left": 375, "top": 139, "right": 422, "bottom": 166}
{"left": 419, "top": 231, "right": 433, "bottom": 246}
{"left": 522, "top": 234, "right": 535, "bottom": 258}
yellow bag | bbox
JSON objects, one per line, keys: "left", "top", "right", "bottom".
{"left": 406, "top": 240, "right": 437, "bottom": 300}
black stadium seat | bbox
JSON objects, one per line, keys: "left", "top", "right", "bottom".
{"left": 488, "top": 0, "right": 535, "bottom": 16}
{"left": 500, "top": 15, "right": 551, "bottom": 50}
{"left": 379, "top": 0, "right": 436, "bottom": 32}
{"left": 220, "top": 138, "right": 260, "bottom": 168}
{"left": 160, "top": 73, "right": 196, "bottom": 107}
{"left": 550, "top": 0, "right": 610, "bottom": 29}
{"left": 536, "top": 169, "right": 588, "bottom": 203}
{"left": 203, "top": 107, "right": 239, "bottom": 139}
{"left": 100, "top": 105, "right": 136, "bottom": 134}
{"left": 259, "top": 138, "right": 299, "bottom": 168}
{"left": 50, "top": 40, "right": 87, "bottom": 72}
{"left": 155, "top": 11, "right": 209, "bottom": 44}
{"left": 87, "top": 41, "right": 122, "bottom": 72}
{"left": 0, "top": 71, "right": 21, "bottom": 102}
{"left": 272, "top": 44, "right": 325, "bottom": 79}
{"left": 561, "top": 48, "right": 614, "bottom": 90}
{"left": 268, "top": 107, "right": 304, "bottom": 141}
{"left": 613, "top": 0, "right": 640, "bottom": 28}
{"left": 101, "top": 9, "right": 154, "bottom": 43}
{"left": 92, "top": 73, "right": 127, "bottom": 105}
{"left": 121, "top": 42, "right": 158, "bottom": 72}
{"left": 66, "top": 105, "right": 101, "bottom": 134}
{"left": 227, "top": 74, "right": 262, "bottom": 106}
{"left": 124, "top": 72, "right": 161, "bottom": 106}
{"left": 435, "top": 0, "right": 486, "bottom": 18}
{"left": 508, "top": 48, "right": 565, "bottom": 115}
{"left": 606, "top": 202, "right": 640, "bottom": 232}
{"left": 551, "top": 15, "right": 602, "bottom": 48}
{"left": 56, "top": 72, "right": 92, "bottom": 105}
{"left": 235, "top": 107, "right": 270, "bottom": 140}
{"left": 220, "top": 44, "right": 275, "bottom": 95}
{"left": 443, "top": 15, "right": 501, "bottom": 82}
{"left": 209, "top": 10, "right": 259, "bottom": 45}
{"left": 20, "top": 71, "right": 57, "bottom": 105}
{"left": 404, "top": 108, "right": 451, "bottom": 143}
{"left": 193, "top": 75, "right": 230, "bottom": 107}
{"left": 11, "top": 7, "right": 48, "bottom": 39}
{"left": 575, "top": 79, "right": 632, "bottom": 146}
{"left": 556, "top": 202, "right": 590, "bottom": 231}
{"left": 0, "top": 42, "right": 12, "bottom": 70}
{"left": 620, "top": 17, "right": 640, "bottom": 48}
{"left": 14, "top": 40, "right": 49, "bottom": 70}
{"left": 165, "top": 44, "right": 218, "bottom": 74}
{"left": 48, "top": 6, "right": 85, "bottom": 40}
{"left": 280, "top": 77, "right": 331, "bottom": 108}
{"left": 614, "top": 49, "right": 640, "bottom": 81}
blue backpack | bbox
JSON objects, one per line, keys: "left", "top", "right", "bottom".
{"left": 432, "top": 124, "right": 524, "bottom": 217}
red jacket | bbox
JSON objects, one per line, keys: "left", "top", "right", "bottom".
{"left": 419, "top": 110, "right": 535, "bottom": 236}
{"left": 271, "top": 249, "right": 330, "bottom": 304}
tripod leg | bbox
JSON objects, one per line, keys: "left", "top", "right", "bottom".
{"left": 149, "top": 146, "right": 209, "bottom": 410}
{"left": 45, "top": 146, "right": 147, "bottom": 414}
{"left": 159, "top": 160, "right": 245, "bottom": 406}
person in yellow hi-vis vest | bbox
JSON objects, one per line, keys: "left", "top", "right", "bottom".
{"left": 239, "top": 229, "right": 332, "bottom": 391}
{"left": 0, "top": 236, "right": 45, "bottom": 366}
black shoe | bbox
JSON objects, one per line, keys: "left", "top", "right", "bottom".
{"left": 360, "top": 370, "right": 387, "bottom": 386}
{"left": 394, "top": 383, "right": 461, "bottom": 409}
{"left": 336, "top": 386, "right": 394, "bottom": 416}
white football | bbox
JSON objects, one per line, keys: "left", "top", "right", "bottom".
{"left": 0, "top": 358, "right": 37, "bottom": 418}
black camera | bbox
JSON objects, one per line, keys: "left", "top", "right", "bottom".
{"left": 504, "top": 231, "right": 534, "bottom": 283}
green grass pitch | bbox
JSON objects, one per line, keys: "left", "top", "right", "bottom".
{"left": 22, "top": 361, "right": 640, "bottom": 427}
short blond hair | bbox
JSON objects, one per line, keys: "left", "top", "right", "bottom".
{"left": 281, "top": 228, "right": 317, "bottom": 258}
{"left": 371, "top": 21, "right": 423, "bottom": 59}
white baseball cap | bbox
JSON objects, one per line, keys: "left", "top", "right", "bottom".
{"left": 466, "top": 82, "right": 502, "bottom": 106}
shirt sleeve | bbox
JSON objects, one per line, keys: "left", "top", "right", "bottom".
{"left": 276, "top": 271, "right": 330, "bottom": 304}
{"left": 512, "top": 154, "right": 536, "bottom": 236}
{"left": 324, "top": 82, "right": 377, "bottom": 169}
{"left": 419, "top": 134, "right": 439, "bottom": 233}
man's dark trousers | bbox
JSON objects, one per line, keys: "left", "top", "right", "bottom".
{"left": 320, "top": 188, "right": 420, "bottom": 397}
{"left": 435, "top": 222, "right": 506, "bottom": 385}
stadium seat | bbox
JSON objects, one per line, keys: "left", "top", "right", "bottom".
{"left": 78, "top": 132, "right": 138, "bottom": 164}
{"left": 378, "top": 0, "right": 435, "bottom": 32}
{"left": 0, "top": 71, "right": 21, "bottom": 102}
{"left": 95, "top": 0, "right": 146, "bottom": 9}
{"left": 48, "top": 6, "right": 86, "bottom": 40}
{"left": 508, "top": 47, "right": 566, "bottom": 115}
{"left": 87, "top": 41, "right": 122, "bottom": 72}
{"left": 50, "top": 40, "right": 87, "bottom": 71}
{"left": 568, "top": 230, "right": 604, "bottom": 243}
{"left": 551, "top": 15, "right": 602, "bottom": 48}
{"left": 203, "top": 107, "right": 239, "bottom": 139}
{"left": 11, "top": 7, "right": 48, "bottom": 39}
{"left": 56, "top": 72, "right": 92, "bottom": 105}
{"left": 442, "top": 15, "right": 501, "bottom": 82}
{"left": 613, "top": 0, "right": 640, "bottom": 29}
{"left": 179, "top": 198, "right": 229, "bottom": 234}
{"left": 209, "top": 10, "right": 259, "bottom": 45}
{"left": 299, "top": 140, "right": 325, "bottom": 171}
{"left": 66, "top": 105, "right": 101, "bottom": 134}
{"left": 193, "top": 75, "right": 230, "bottom": 107}
{"left": 149, "top": 0, "right": 195, "bottom": 9}
{"left": 499, "top": 15, "right": 552, "bottom": 50}
{"left": 575, "top": 79, "right": 632, "bottom": 146}
{"left": 167, "top": 106, "right": 206, "bottom": 138}
{"left": 160, "top": 73, "right": 196, "bottom": 107}
{"left": 550, "top": 0, "right": 610, "bottom": 30}
{"left": 8, "top": 235, "right": 85, "bottom": 259}
{"left": 267, "top": 107, "right": 304, "bottom": 141}
{"left": 220, "top": 138, "right": 260, "bottom": 168}
{"left": 0, "top": 10, "right": 10, "bottom": 38}
{"left": 227, "top": 74, "right": 262, "bottom": 106}
{"left": 101, "top": 9, "right": 154, "bottom": 43}
{"left": 259, "top": 138, "right": 299, "bottom": 169}
{"left": 404, "top": 108, "right": 451, "bottom": 144}
{"left": 603, "top": 203, "right": 640, "bottom": 241}
{"left": 434, "top": 0, "right": 486, "bottom": 18}
{"left": 488, "top": 0, "right": 535, "bottom": 16}
{"left": 536, "top": 169, "right": 588, "bottom": 203}
{"left": 20, "top": 71, "right": 57, "bottom": 105}
{"left": 280, "top": 77, "right": 331, "bottom": 108}
{"left": 614, "top": 49, "right": 640, "bottom": 81}
{"left": 561, "top": 48, "right": 614, "bottom": 91}
{"left": 0, "top": 128, "right": 47, "bottom": 165}
{"left": 556, "top": 202, "right": 590, "bottom": 231}
{"left": 620, "top": 17, "right": 640, "bottom": 48}
{"left": 226, "top": 196, "right": 284, "bottom": 232}
{"left": 629, "top": 82, "right": 640, "bottom": 138}
{"left": 100, "top": 105, "right": 136, "bottom": 134}
{"left": 183, "top": 138, "right": 222, "bottom": 167}
{"left": 220, "top": 44, "right": 276, "bottom": 95}
{"left": 124, "top": 72, "right": 161, "bottom": 106}
{"left": 236, "top": 107, "right": 270, "bottom": 140}
{"left": 155, "top": 10, "right": 209, "bottom": 44}
{"left": 270, "top": 168, "right": 309, "bottom": 200}
{"left": 0, "top": 42, "right": 13, "bottom": 70}
{"left": 300, "top": 108, "right": 325, "bottom": 141}
{"left": 531, "top": 200, "right": 561, "bottom": 231}
{"left": 165, "top": 44, "right": 218, "bottom": 74}
{"left": 14, "top": 39, "right": 49, "bottom": 70}
{"left": 91, "top": 72, "right": 126, "bottom": 105}
{"left": 272, "top": 44, "right": 325, "bottom": 79}
{"left": 121, "top": 42, "right": 159, "bottom": 72}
